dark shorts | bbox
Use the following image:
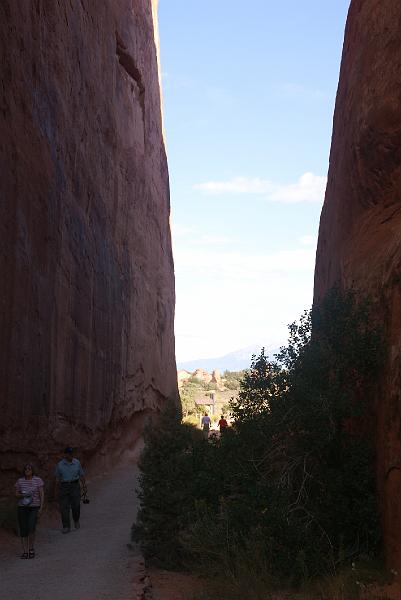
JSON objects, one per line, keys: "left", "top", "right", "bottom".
{"left": 17, "top": 506, "right": 39, "bottom": 537}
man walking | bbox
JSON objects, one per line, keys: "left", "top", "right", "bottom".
{"left": 201, "top": 412, "right": 211, "bottom": 440}
{"left": 218, "top": 414, "right": 228, "bottom": 433}
{"left": 55, "top": 447, "right": 86, "bottom": 534}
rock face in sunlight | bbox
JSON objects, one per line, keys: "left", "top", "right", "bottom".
{"left": 314, "top": 0, "right": 401, "bottom": 570}
{"left": 0, "top": 0, "right": 177, "bottom": 482}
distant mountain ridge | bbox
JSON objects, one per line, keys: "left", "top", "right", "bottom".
{"left": 177, "top": 344, "right": 279, "bottom": 373}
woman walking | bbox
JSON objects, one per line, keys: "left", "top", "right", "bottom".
{"left": 15, "top": 464, "right": 44, "bottom": 559}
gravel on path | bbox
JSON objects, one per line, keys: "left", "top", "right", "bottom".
{"left": 0, "top": 463, "right": 141, "bottom": 600}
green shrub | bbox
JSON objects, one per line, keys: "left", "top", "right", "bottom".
{"left": 132, "top": 401, "right": 208, "bottom": 567}
{"left": 180, "top": 381, "right": 200, "bottom": 416}
{"left": 223, "top": 370, "right": 246, "bottom": 391}
{"left": 134, "top": 287, "right": 385, "bottom": 586}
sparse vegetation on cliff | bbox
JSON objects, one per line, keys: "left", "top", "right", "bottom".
{"left": 222, "top": 370, "right": 246, "bottom": 391}
{"left": 134, "top": 288, "right": 385, "bottom": 593}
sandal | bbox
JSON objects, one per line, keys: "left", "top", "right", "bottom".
{"left": 20, "top": 552, "right": 28, "bottom": 559}
{"left": 28, "top": 548, "right": 35, "bottom": 559}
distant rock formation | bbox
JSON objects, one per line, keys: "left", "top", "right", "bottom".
{"left": 211, "top": 369, "right": 222, "bottom": 386}
{"left": 192, "top": 369, "right": 213, "bottom": 384}
{"left": 177, "top": 367, "right": 227, "bottom": 392}
{"left": 0, "top": 0, "right": 177, "bottom": 483}
{"left": 177, "top": 370, "right": 192, "bottom": 387}
{"left": 314, "top": 0, "right": 401, "bottom": 570}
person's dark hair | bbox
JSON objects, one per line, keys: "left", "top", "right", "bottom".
{"left": 22, "top": 464, "right": 35, "bottom": 478}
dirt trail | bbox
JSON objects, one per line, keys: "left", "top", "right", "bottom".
{"left": 0, "top": 463, "right": 141, "bottom": 600}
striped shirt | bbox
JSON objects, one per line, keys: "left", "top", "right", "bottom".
{"left": 15, "top": 476, "right": 44, "bottom": 507}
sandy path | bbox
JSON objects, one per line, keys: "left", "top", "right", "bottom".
{"left": 0, "top": 463, "right": 141, "bottom": 600}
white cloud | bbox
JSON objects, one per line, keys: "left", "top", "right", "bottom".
{"left": 173, "top": 241, "right": 318, "bottom": 361}
{"left": 171, "top": 223, "right": 232, "bottom": 247}
{"left": 174, "top": 262, "right": 314, "bottom": 361}
{"left": 173, "top": 247, "right": 315, "bottom": 281}
{"left": 171, "top": 223, "right": 195, "bottom": 238}
{"left": 193, "top": 172, "right": 327, "bottom": 204}
{"left": 194, "top": 177, "right": 273, "bottom": 195}
{"left": 269, "top": 173, "right": 326, "bottom": 203}
{"left": 299, "top": 234, "right": 317, "bottom": 246}
{"left": 274, "top": 82, "right": 328, "bottom": 101}
{"left": 191, "top": 234, "right": 232, "bottom": 246}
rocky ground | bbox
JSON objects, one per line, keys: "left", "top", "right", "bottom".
{"left": 150, "top": 569, "right": 205, "bottom": 600}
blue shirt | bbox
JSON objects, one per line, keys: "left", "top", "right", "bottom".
{"left": 55, "top": 458, "right": 84, "bottom": 482}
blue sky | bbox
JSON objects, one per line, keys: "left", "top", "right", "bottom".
{"left": 158, "top": 1, "right": 351, "bottom": 362}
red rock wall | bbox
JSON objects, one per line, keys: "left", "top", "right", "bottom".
{"left": 314, "top": 0, "right": 401, "bottom": 570}
{"left": 0, "top": 0, "right": 177, "bottom": 481}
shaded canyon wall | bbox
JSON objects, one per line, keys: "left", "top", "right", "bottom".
{"left": 0, "top": 0, "right": 177, "bottom": 482}
{"left": 314, "top": 0, "right": 401, "bottom": 569}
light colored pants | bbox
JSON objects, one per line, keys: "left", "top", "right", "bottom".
{"left": 202, "top": 426, "right": 210, "bottom": 440}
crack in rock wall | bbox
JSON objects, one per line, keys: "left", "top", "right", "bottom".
{"left": 0, "top": 0, "right": 177, "bottom": 484}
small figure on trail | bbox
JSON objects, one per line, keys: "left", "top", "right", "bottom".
{"left": 54, "top": 446, "right": 86, "bottom": 534}
{"left": 201, "top": 412, "right": 211, "bottom": 440}
{"left": 15, "top": 463, "right": 44, "bottom": 559}
{"left": 218, "top": 415, "right": 228, "bottom": 433}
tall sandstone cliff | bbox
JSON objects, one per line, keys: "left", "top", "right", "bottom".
{"left": 314, "top": 0, "right": 401, "bottom": 569}
{"left": 0, "top": 0, "right": 177, "bottom": 481}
